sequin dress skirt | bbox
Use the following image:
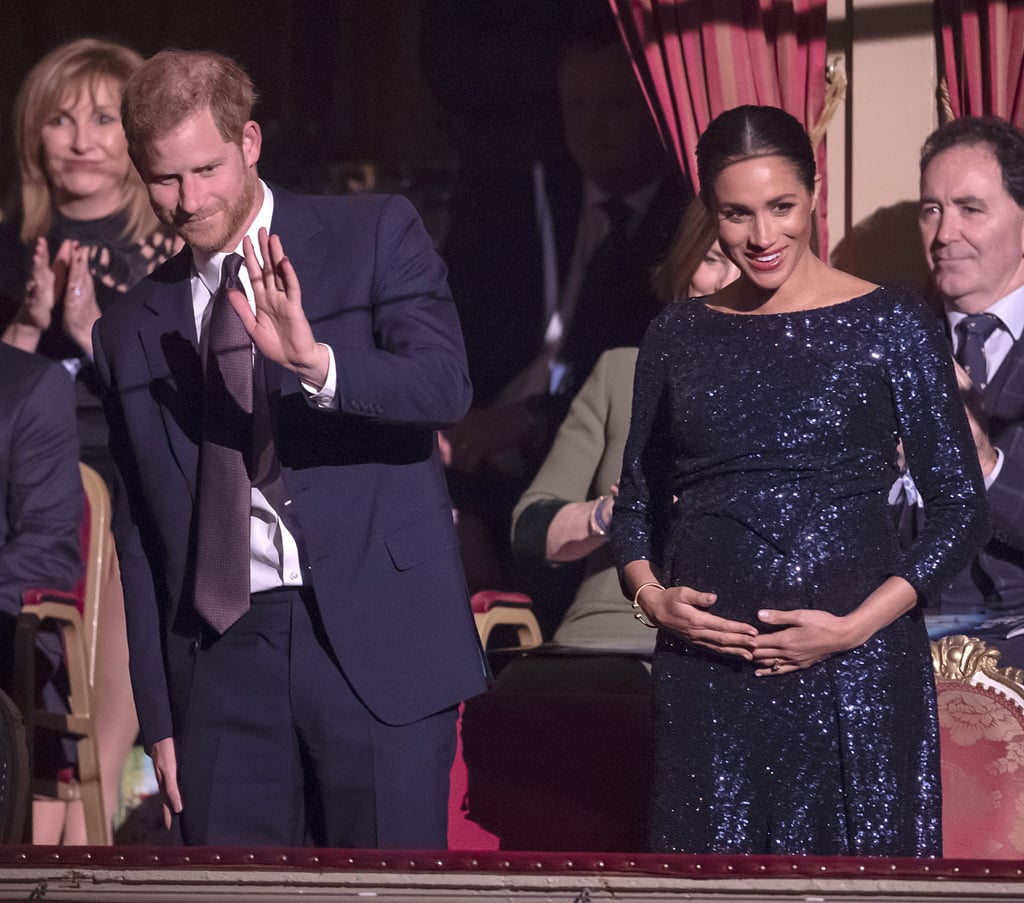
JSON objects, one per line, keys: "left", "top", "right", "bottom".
{"left": 650, "top": 493, "right": 940, "bottom": 855}
{"left": 612, "top": 289, "right": 989, "bottom": 856}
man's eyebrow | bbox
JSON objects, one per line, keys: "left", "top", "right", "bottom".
{"left": 951, "top": 194, "right": 987, "bottom": 207}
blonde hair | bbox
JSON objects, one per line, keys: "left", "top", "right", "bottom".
{"left": 652, "top": 197, "right": 720, "bottom": 302}
{"left": 14, "top": 37, "right": 156, "bottom": 245}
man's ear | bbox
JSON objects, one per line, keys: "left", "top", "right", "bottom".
{"left": 241, "top": 120, "right": 261, "bottom": 169}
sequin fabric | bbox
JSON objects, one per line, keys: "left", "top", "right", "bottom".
{"left": 611, "top": 287, "right": 989, "bottom": 856}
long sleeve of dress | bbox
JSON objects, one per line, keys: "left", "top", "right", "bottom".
{"left": 886, "top": 292, "right": 989, "bottom": 600}
{"left": 610, "top": 310, "right": 676, "bottom": 576}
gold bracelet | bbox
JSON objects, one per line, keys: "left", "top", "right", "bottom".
{"left": 631, "top": 581, "right": 663, "bottom": 629}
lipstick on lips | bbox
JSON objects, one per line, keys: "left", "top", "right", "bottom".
{"left": 746, "top": 249, "right": 783, "bottom": 272}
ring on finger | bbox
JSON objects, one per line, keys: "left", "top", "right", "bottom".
{"left": 771, "top": 658, "right": 781, "bottom": 672}
{"left": 72, "top": 285, "right": 82, "bottom": 297}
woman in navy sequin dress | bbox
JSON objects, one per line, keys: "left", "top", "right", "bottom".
{"left": 611, "top": 106, "right": 988, "bottom": 856}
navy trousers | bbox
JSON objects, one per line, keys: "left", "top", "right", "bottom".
{"left": 176, "top": 587, "right": 457, "bottom": 847}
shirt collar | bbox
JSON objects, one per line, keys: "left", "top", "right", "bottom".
{"left": 191, "top": 180, "right": 275, "bottom": 293}
{"left": 947, "top": 281, "right": 1024, "bottom": 342}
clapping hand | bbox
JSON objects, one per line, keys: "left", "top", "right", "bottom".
{"left": 62, "top": 241, "right": 102, "bottom": 357}
{"left": 18, "top": 237, "right": 71, "bottom": 332}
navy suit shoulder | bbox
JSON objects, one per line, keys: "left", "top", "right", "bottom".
{"left": 0, "top": 346, "right": 82, "bottom": 618}
{"left": 984, "top": 337, "right": 1024, "bottom": 547}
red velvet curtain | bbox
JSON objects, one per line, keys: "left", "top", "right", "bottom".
{"left": 936, "top": 0, "right": 1024, "bottom": 128}
{"left": 607, "top": 0, "right": 830, "bottom": 250}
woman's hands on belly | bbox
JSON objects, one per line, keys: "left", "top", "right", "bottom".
{"left": 634, "top": 580, "right": 759, "bottom": 660}
{"left": 749, "top": 608, "right": 852, "bottom": 675}
{"left": 751, "top": 575, "right": 918, "bottom": 676}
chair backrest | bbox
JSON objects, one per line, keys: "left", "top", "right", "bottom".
{"left": 932, "top": 634, "right": 1024, "bottom": 859}
{"left": 77, "top": 463, "right": 111, "bottom": 691}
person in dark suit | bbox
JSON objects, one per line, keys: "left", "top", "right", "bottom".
{"left": 444, "top": 29, "right": 686, "bottom": 470}
{"left": 440, "top": 26, "right": 687, "bottom": 597}
{"left": 92, "top": 49, "right": 485, "bottom": 848}
{"left": 0, "top": 343, "right": 82, "bottom": 840}
{"left": 0, "top": 344, "right": 81, "bottom": 662}
{"left": 908, "top": 115, "right": 1024, "bottom": 664}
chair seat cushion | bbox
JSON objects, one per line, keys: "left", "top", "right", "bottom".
{"left": 471, "top": 591, "right": 533, "bottom": 613}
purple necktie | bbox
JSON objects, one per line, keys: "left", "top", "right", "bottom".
{"left": 194, "top": 253, "right": 252, "bottom": 634}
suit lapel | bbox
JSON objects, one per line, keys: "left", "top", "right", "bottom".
{"left": 984, "top": 333, "right": 1024, "bottom": 436}
{"left": 138, "top": 249, "right": 203, "bottom": 499}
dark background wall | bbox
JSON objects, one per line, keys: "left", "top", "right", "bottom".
{"left": 0, "top": 0, "right": 609, "bottom": 241}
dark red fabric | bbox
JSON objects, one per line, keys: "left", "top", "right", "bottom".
{"left": 470, "top": 591, "right": 533, "bottom": 613}
{"left": 937, "top": 677, "right": 1024, "bottom": 858}
{"left": 607, "top": 0, "right": 829, "bottom": 248}
{"left": 0, "top": 844, "right": 1021, "bottom": 880}
{"left": 936, "top": 0, "right": 1024, "bottom": 128}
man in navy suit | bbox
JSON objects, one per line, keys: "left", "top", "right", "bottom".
{"left": 0, "top": 344, "right": 81, "bottom": 802}
{"left": 93, "top": 50, "right": 485, "bottom": 847}
{"left": 911, "top": 116, "right": 1024, "bottom": 665}
{"left": 0, "top": 345, "right": 80, "bottom": 626}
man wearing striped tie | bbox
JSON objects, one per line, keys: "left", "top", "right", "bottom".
{"left": 911, "top": 115, "right": 1024, "bottom": 664}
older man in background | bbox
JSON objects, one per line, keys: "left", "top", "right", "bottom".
{"left": 909, "top": 115, "right": 1024, "bottom": 664}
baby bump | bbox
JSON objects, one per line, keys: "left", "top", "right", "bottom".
{"left": 664, "top": 502, "right": 903, "bottom": 625}
{"left": 664, "top": 512, "right": 795, "bottom": 624}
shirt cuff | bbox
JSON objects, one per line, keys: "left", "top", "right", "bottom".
{"left": 301, "top": 343, "right": 338, "bottom": 411}
{"left": 985, "top": 446, "right": 1005, "bottom": 490}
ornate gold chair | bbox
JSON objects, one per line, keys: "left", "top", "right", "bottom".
{"left": 13, "top": 463, "right": 111, "bottom": 845}
{"left": 932, "top": 634, "right": 1024, "bottom": 859}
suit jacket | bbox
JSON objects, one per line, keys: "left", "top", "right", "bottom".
{"left": 0, "top": 345, "right": 81, "bottom": 696}
{"left": 445, "top": 162, "right": 687, "bottom": 406}
{"left": 93, "top": 187, "right": 487, "bottom": 749}
{"left": 962, "top": 329, "right": 1024, "bottom": 611}
{"left": 0, "top": 345, "right": 82, "bottom": 620}
{"left": 897, "top": 319, "right": 1024, "bottom": 616}
{"left": 511, "top": 347, "right": 653, "bottom": 654}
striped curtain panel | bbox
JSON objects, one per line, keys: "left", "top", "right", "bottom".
{"left": 607, "top": 0, "right": 831, "bottom": 251}
{"left": 936, "top": 0, "right": 1024, "bottom": 128}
